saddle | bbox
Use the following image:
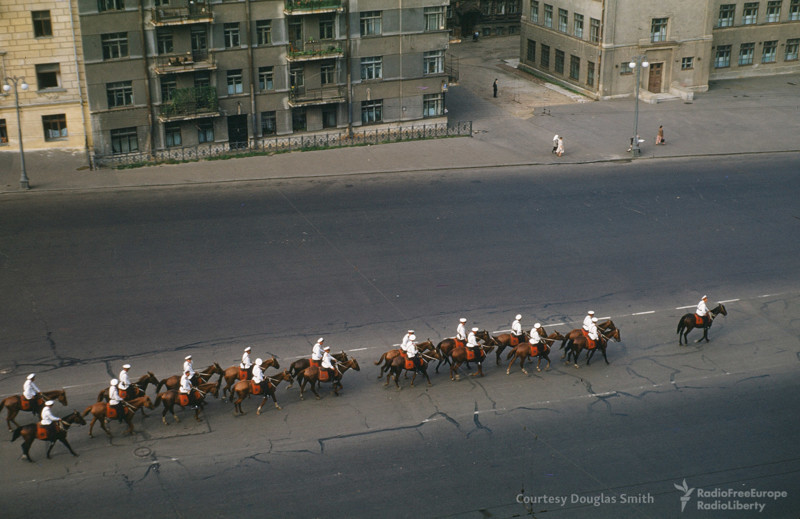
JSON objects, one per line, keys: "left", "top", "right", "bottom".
{"left": 238, "top": 368, "right": 248, "bottom": 380}
{"left": 319, "top": 369, "right": 331, "bottom": 382}
{"left": 695, "top": 314, "right": 705, "bottom": 326}
{"left": 529, "top": 344, "right": 540, "bottom": 357}
{"left": 309, "top": 359, "right": 320, "bottom": 368}
{"left": 581, "top": 329, "right": 589, "bottom": 338}
{"left": 454, "top": 338, "right": 466, "bottom": 348}
{"left": 178, "top": 393, "right": 190, "bottom": 406}
{"left": 466, "top": 347, "right": 483, "bottom": 361}
{"left": 36, "top": 423, "right": 49, "bottom": 440}
{"left": 405, "top": 357, "right": 415, "bottom": 370}
{"left": 119, "top": 388, "right": 128, "bottom": 399}
{"left": 586, "top": 338, "right": 597, "bottom": 350}
{"left": 21, "top": 397, "right": 33, "bottom": 411}
{"left": 249, "top": 380, "right": 262, "bottom": 395}
{"left": 106, "top": 403, "right": 128, "bottom": 420}
{"left": 510, "top": 335, "right": 520, "bottom": 347}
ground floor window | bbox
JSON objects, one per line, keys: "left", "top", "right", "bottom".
{"left": 197, "top": 119, "right": 214, "bottom": 143}
{"left": 786, "top": 39, "right": 799, "bottom": 61}
{"left": 292, "top": 108, "right": 306, "bottom": 132}
{"left": 261, "top": 111, "right": 277, "bottom": 135}
{"left": 111, "top": 127, "right": 138, "bottom": 154}
{"left": 541, "top": 44, "right": 550, "bottom": 69}
{"left": 322, "top": 106, "right": 337, "bottom": 128}
{"left": 569, "top": 55, "right": 580, "bottom": 80}
{"left": 165, "top": 123, "right": 181, "bottom": 147}
{"left": 586, "top": 61, "right": 595, "bottom": 87}
{"left": 0, "top": 119, "right": 7, "bottom": 144}
{"left": 714, "top": 45, "right": 731, "bottom": 68}
{"left": 361, "top": 100, "right": 382, "bottom": 124}
{"left": 423, "top": 93, "right": 443, "bottom": 117}
{"left": 526, "top": 39, "right": 536, "bottom": 63}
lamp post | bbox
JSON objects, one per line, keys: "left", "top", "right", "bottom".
{"left": 628, "top": 56, "right": 649, "bottom": 157}
{"left": 3, "top": 76, "right": 30, "bottom": 189}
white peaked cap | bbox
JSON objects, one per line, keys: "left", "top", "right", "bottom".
{"left": 515, "top": 314, "right": 522, "bottom": 320}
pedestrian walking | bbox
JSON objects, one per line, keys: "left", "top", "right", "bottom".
{"left": 656, "top": 125, "right": 665, "bottom": 145}
{"left": 493, "top": 79, "right": 498, "bottom": 98}
{"left": 552, "top": 134, "right": 559, "bottom": 154}
{"left": 556, "top": 136, "right": 565, "bottom": 157}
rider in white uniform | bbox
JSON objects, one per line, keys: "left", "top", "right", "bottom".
{"left": 118, "top": 364, "right": 131, "bottom": 392}
{"left": 511, "top": 314, "right": 524, "bottom": 343}
{"left": 241, "top": 347, "right": 253, "bottom": 371}
{"left": 529, "top": 323, "right": 544, "bottom": 347}
{"left": 456, "top": 318, "right": 467, "bottom": 343}
{"left": 583, "top": 311, "right": 595, "bottom": 332}
{"left": 587, "top": 317, "right": 599, "bottom": 343}
{"left": 183, "top": 355, "right": 196, "bottom": 384}
{"left": 406, "top": 335, "right": 421, "bottom": 368}
{"left": 400, "top": 330, "right": 415, "bottom": 353}
{"left": 696, "top": 295, "right": 711, "bottom": 326}
{"left": 40, "top": 400, "right": 60, "bottom": 434}
{"left": 321, "top": 345, "right": 339, "bottom": 378}
{"left": 108, "top": 379, "right": 125, "bottom": 419}
{"left": 23, "top": 373, "right": 41, "bottom": 402}
{"left": 311, "top": 338, "right": 324, "bottom": 365}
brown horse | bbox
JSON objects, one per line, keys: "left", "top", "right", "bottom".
{"left": 156, "top": 362, "right": 224, "bottom": 393}
{"left": 154, "top": 387, "right": 209, "bottom": 424}
{"left": 298, "top": 358, "right": 361, "bottom": 400}
{"left": 435, "top": 330, "right": 495, "bottom": 373}
{"left": 222, "top": 356, "right": 279, "bottom": 401}
{"left": 506, "top": 331, "right": 565, "bottom": 375}
{"left": 287, "top": 351, "right": 348, "bottom": 387}
{"left": 489, "top": 331, "right": 529, "bottom": 365}
{"left": 677, "top": 304, "right": 727, "bottom": 345}
{"left": 11, "top": 410, "right": 86, "bottom": 462}
{"left": 385, "top": 349, "right": 441, "bottom": 389}
{"left": 96, "top": 372, "right": 160, "bottom": 402}
{"left": 448, "top": 344, "right": 496, "bottom": 380}
{"left": 375, "top": 340, "right": 435, "bottom": 379}
{"left": 1, "top": 389, "right": 68, "bottom": 431}
{"left": 559, "top": 320, "right": 619, "bottom": 352}
{"left": 81, "top": 395, "right": 155, "bottom": 438}
{"left": 231, "top": 369, "right": 294, "bottom": 415}
{"left": 564, "top": 327, "right": 621, "bottom": 368}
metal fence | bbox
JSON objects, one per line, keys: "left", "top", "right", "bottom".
{"left": 95, "top": 121, "right": 472, "bottom": 168}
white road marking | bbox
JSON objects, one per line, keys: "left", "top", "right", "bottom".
{"left": 631, "top": 311, "right": 655, "bottom": 315}
{"left": 348, "top": 348, "right": 368, "bottom": 352}
{"left": 676, "top": 305, "right": 695, "bottom": 309}
{"left": 718, "top": 298, "right": 740, "bottom": 303}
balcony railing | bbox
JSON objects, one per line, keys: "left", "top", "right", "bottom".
{"left": 151, "top": 1, "right": 213, "bottom": 25}
{"left": 287, "top": 40, "right": 344, "bottom": 61}
{"left": 159, "top": 86, "right": 219, "bottom": 120}
{"left": 284, "top": 0, "right": 343, "bottom": 14}
{"left": 288, "top": 84, "right": 346, "bottom": 106}
{"left": 154, "top": 51, "right": 216, "bottom": 74}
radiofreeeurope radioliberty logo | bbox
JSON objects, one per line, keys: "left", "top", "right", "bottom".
{"left": 674, "top": 479, "right": 788, "bottom": 513}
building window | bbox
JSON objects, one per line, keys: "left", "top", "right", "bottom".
{"left": 322, "top": 106, "right": 337, "bottom": 128}
{"left": 651, "top": 18, "right": 668, "bottom": 42}
{"left": 681, "top": 56, "right": 694, "bottom": 70}
{"left": 762, "top": 40, "right": 778, "bottom": 63}
{"left": 540, "top": 44, "right": 550, "bottom": 68}
{"left": 36, "top": 63, "right": 61, "bottom": 90}
{"left": 261, "top": 111, "right": 277, "bottom": 135}
{"left": 361, "top": 100, "right": 382, "bottom": 124}
{"left": 531, "top": 1, "right": 539, "bottom": 23}
{"left": 742, "top": 2, "right": 759, "bottom": 24}
{"left": 107, "top": 80, "right": 133, "bottom": 107}
{"left": 738, "top": 42, "right": 755, "bottom": 65}
{"left": 160, "top": 75, "right": 177, "bottom": 101}
{"left": 194, "top": 71, "right": 210, "bottom": 88}
{"left": 258, "top": 66, "right": 274, "bottom": 90}
{"left": 97, "top": 0, "right": 125, "bottom": 12}
{"left": 321, "top": 61, "right": 336, "bottom": 85}
{"left": 227, "top": 70, "right": 243, "bottom": 95}
{"left": 423, "top": 50, "right": 444, "bottom": 75}
{"left": 157, "top": 31, "right": 174, "bottom": 54}
{"left": 292, "top": 108, "right": 306, "bottom": 131}
{"left": 360, "top": 11, "right": 382, "bottom": 36}
{"left": 360, "top": 56, "right": 382, "bottom": 80}
{"left": 620, "top": 61, "right": 633, "bottom": 75}
{"left": 590, "top": 18, "right": 600, "bottom": 43}
{"left": 191, "top": 26, "right": 207, "bottom": 51}
{"left": 509, "top": 1, "right": 519, "bottom": 15}
{"left": 558, "top": 9, "right": 568, "bottom": 32}
{"left": 586, "top": 61, "right": 595, "bottom": 86}
{"left": 554, "top": 49, "right": 565, "bottom": 74}
{"left": 718, "top": 4, "right": 735, "bottom": 27}
{"left": 102, "top": 32, "right": 129, "bottom": 60}
{"left": 573, "top": 13, "right": 584, "bottom": 38}
{"left": 481, "top": 1, "right": 490, "bottom": 16}
{"left": 423, "top": 93, "right": 443, "bottom": 117}
{"left": 0, "top": 119, "right": 7, "bottom": 144}
{"left": 111, "top": 127, "right": 138, "bottom": 154}
{"left": 786, "top": 38, "right": 799, "bottom": 60}
{"left": 526, "top": 39, "right": 536, "bottom": 62}
{"left": 766, "top": 0, "right": 782, "bottom": 22}
{"left": 197, "top": 119, "right": 214, "bottom": 143}
{"left": 543, "top": 4, "right": 553, "bottom": 28}
{"left": 319, "top": 16, "right": 334, "bottom": 39}
{"left": 569, "top": 55, "right": 580, "bottom": 80}
{"left": 714, "top": 45, "right": 731, "bottom": 68}
{"left": 290, "top": 64, "right": 304, "bottom": 88}
{"left": 425, "top": 7, "right": 445, "bottom": 31}
{"left": 256, "top": 20, "right": 272, "bottom": 45}
{"left": 32, "top": 11, "right": 52, "bottom": 38}
{"left": 42, "top": 114, "right": 67, "bottom": 141}
{"left": 224, "top": 23, "right": 240, "bottom": 48}
{"left": 791, "top": 0, "right": 800, "bottom": 20}
{"left": 165, "top": 123, "right": 181, "bottom": 147}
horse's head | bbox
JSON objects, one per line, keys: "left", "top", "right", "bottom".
{"left": 279, "top": 369, "right": 293, "bottom": 383}
{"left": 349, "top": 358, "right": 361, "bottom": 372}
{"left": 141, "top": 396, "right": 155, "bottom": 410}
{"left": 57, "top": 390, "right": 68, "bottom": 406}
{"left": 212, "top": 362, "right": 224, "bottom": 374}
{"left": 334, "top": 351, "right": 349, "bottom": 362}
{"left": 144, "top": 372, "right": 159, "bottom": 386}
{"left": 66, "top": 410, "right": 87, "bottom": 426}
{"left": 550, "top": 331, "right": 566, "bottom": 342}
{"left": 716, "top": 303, "right": 727, "bottom": 316}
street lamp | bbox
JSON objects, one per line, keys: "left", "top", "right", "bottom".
{"left": 3, "top": 76, "right": 30, "bottom": 189}
{"left": 628, "top": 56, "right": 649, "bottom": 157}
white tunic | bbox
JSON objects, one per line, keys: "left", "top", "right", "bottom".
{"left": 109, "top": 384, "right": 121, "bottom": 405}
{"left": 183, "top": 360, "right": 195, "bottom": 377}
{"left": 529, "top": 328, "right": 543, "bottom": 344}
{"left": 41, "top": 406, "right": 59, "bottom": 425}
{"left": 456, "top": 323, "right": 467, "bottom": 341}
{"left": 400, "top": 334, "right": 412, "bottom": 352}
{"left": 312, "top": 342, "right": 324, "bottom": 361}
{"left": 583, "top": 315, "right": 593, "bottom": 331}
{"left": 240, "top": 351, "right": 252, "bottom": 370}
{"left": 467, "top": 331, "right": 479, "bottom": 348}
{"left": 696, "top": 299, "right": 709, "bottom": 316}
{"left": 118, "top": 370, "right": 130, "bottom": 390}
{"left": 321, "top": 352, "right": 336, "bottom": 370}
{"left": 23, "top": 379, "right": 40, "bottom": 400}
{"left": 587, "top": 323, "right": 599, "bottom": 341}
{"left": 406, "top": 342, "right": 418, "bottom": 358}
{"left": 511, "top": 319, "right": 522, "bottom": 336}
{"left": 179, "top": 374, "right": 192, "bottom": 393}
{"left": 252, "top": 366, "right": 265, "bottom": 384}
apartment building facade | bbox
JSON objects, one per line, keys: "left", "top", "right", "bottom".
{"left": 78, "top": 0, "right": 451, "bottom": 158}
{"left": 518, "top": 0, "right": 800, "bottom": 99}
{"left": 1, "top": 0, "right": 91, "bottom": 153}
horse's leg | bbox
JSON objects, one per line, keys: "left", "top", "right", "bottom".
{"left": 312, "top": 380, "right": 321, "bottom": 400}
{"left": 100, "top": 415, "right": 112, "bottom": 437}
{"left": 46, "top": 440, "right": 56, "bottom": 459}
{"left": 506, "top": 354, "right": 516, "bottom": 375}
{"left": 601, "top": 347, "right": 610, "bottom": 365}
{"left": 423, "top": 366, "right": 432, "bottom": 386}
{"left": 495, "top": 345, "right": 505, "bottom": 365}
{"left": 8, "top": 409, "right": 21, "bottom": 431}
{"left": 586, "top": 349, "right": 594, "bottom": 366}
{"left": 22, "top": 438, "right": 34, "bottom": 462}
{"left": 471, "top": 361, "right": 484, "bottom": 377}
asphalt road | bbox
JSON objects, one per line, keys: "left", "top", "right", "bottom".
{"left": 1, "top": 154, "right": 799, "bottom": 518}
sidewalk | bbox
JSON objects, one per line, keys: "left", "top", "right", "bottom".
{"left": 1, "top": 36, "right": 798, "bottom": 194}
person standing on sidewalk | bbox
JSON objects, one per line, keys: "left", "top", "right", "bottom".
{"left": 552, "top": 135, "right": 559, "bottom": 154}
{"left": 493, "top": 79, "right": 498, "bottom": 98}
{"left": 656, "top": 125, "right": 665, "bottom": 145}
{"left": 556, "top": 136, "right": 565, "bottom": 157}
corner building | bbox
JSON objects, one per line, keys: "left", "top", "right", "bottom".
{"left": 78, "top": 0, "right": 451, "bottom": 158}
{"left": 518, "top": 0, "right": 800, "bottom": 100}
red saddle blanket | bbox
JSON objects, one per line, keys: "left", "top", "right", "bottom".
{"left": 178, "top": 391, "right": 201, "bottom": 406}
{"left": 310, "top": 359, "right": 320, "bottom": 367}
{"left": 106, "top": 404, "right": 119, "bottom": 419}
{"left": 36, "top": 424, "right": 49, "bottom": 440}
{"left": 466, "top": 348, "right": 483, "bottom": 361}
{"left": 695, "top": 314, "right": 704, "bottom": 326}
{"left": 319, "top": 370, "right": 330, "bottom": 382}
{"left": 405, "top": 358, "right": 415, "bottom": 370}
{"left": 586, "top": 339, "right": 597, "bottom": 350}
{"left": 454, "top": 338, "right": 465, "bottom": 348}
{"left": 21, "top": 397, "right": 33, "bottom": 411}
{"left": 119, "top": 388, "right": 129, "bottom": 399}
{"left": 238, "top": 368, "right": 248, "bottom": 380}
{"left": 529, "top": 344, "right": 540, "bottom": 357}
{"left": 249, "top": 381, "right": 262, "bottom": 395}
{"left": 510, "top": 335, "right": 520, "bottom": 346}
{"left": 581, "top": 329, "right": 589, "bottom": 337}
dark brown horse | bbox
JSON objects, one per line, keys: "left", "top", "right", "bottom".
{"left": 11, "top": 410, "right": 86, "bottom": 462}
{"left": 559, "top": 320, "right": 619, "bottom": 352}
{"left": 298, "top": 358, "right": 361, "bottom": 400}
{"left": 677, "top": 304, "right": 727, "bottom": 345}
{"left": 506, "top": 331, "right": 566, "bottom": 375}
{"left": 82, "top": 395, "right": 155, "bottom": 438}
{"left": 489, "top": 331, "right": 529, "bottom": 365}
{"left": 385, "top": 349, "right": 441, "bottom": 389}
{"left": 155, "top": 387, "right": 209, "bottom": 425}
{"left": 1, "top": 389, "right": 68, "bottom": 431}
{"left": 156, "top": 362, "right": 224, "bottom": 393}
{"left": 435, "top": 330, "right": 495, "bottom": 373}
{"left": 448, "top": 344, "right": 496, "bottom": 380}
{"left": 375, "top": 340, "right": 435, "bottom": 379}
{"left": 564, "top": 327, "right": 621, "bottom": 368}
{"left": 231, "top": 369, "right": 293, "bottom": 415}
{"left": 96, "top": 372, "right": 159, "bottom": 402}
{"left": 222, "top": 356, "right": 279, "bottom": 401}
{"left": 287, "top": 351, "right": 347, "bottom": 387}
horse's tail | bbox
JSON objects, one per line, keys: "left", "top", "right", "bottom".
{"left": 156, "top": 379, "right": 166, "bottom": 393}
{"left": 374, "top": 352, "right": 387, "bottom": 366}
{"left": 506, "top": 348, "right": 516, "bottom": 360}
{"left": 154, "top": 393, "right": 163, "bottom": 406}
{"left": 11, "top": 426, "right": 22, "bottom": 442}
{"left": 0, "top": 398, "right": 5, "bottom": 413}
{"left": 82, "top": 405, "right": 93, "bottom": 417}
{"left": 676, "top": 318, "right": 685, "bottom": 335}
{"left": 96, "top": 388, "right": 106, "bottom": 402}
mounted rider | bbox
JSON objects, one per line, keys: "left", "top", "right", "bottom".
{"left": 405, "top": 335, "right": 422, "bottom": 369}
{"left": 239, "top": 346, "right": 253, "bottom": 380}
{"left": 321, "top": 345, "right": 340, "bottom": 379}
{"left": 400, "top": 330, "right": 415, "bottom": 354}
{"left": 529, "top": 323, "right": 545, "bottom": 353}
{"left": 251, "top": 358, "right": 266, "bottom": 394}
{"left": 183, "top": 355, "right": 197, "bottom": 385}
{"left": 586, "top": 317, "right": 600, "bottom": 349}
{"left": 696, "top": 295, "right": 712, "bottom": 327}
{"left": 108, "top": 379, "right": 125, "bottom": 420}
{"left": 456, "top": 318, "right": 467, "bottom": 348}
{"left": 582, "top": 311, "right": 595, "bottom": 336}
{"left": 467, "top": 327, "right": 483, "bottom": 360}
{"left": 118, "top": 364, "right": 131, "bottom": 398}
{"left": 511, "top": 314, "right": 524, "bottom": 346}
{"left": 22, "top": 373, "right": 43, "bottom": 410}
{"left": 180, "top": 369, "right": 200, "bottom": 407}
{"left": 40, "top": 400, "right": 60, "bottom": 436}
{"left": 311, "top": 338, "right": 324, "bottom": 367}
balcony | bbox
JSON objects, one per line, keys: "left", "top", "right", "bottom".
{"left": 288, "top": 85, "right": 346, "bottom": 107}
{"left": 284, "top": 0, "right": 343, "bottom": 15}
{"left": 159, "top": 86, "right": 220, "bottom": 121}
{"left": 154, "top": 51, "right": 216, "bottom": 75}
{"left": 287, "top": 40, "right": 344, "bottom": 62}
{"left": 151, "top": 1, "right": 213, "bottom": 26}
